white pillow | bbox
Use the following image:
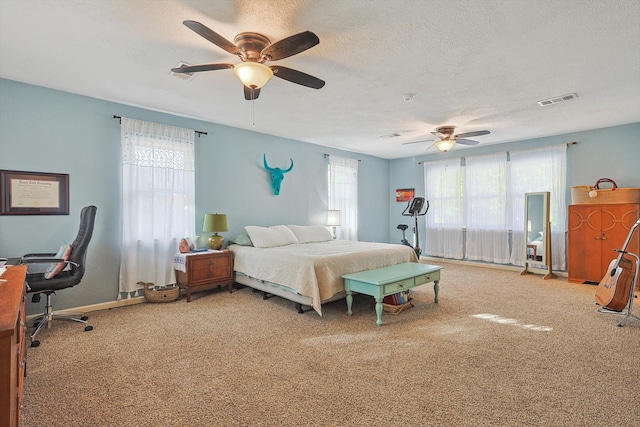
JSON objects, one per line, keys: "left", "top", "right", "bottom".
{"left": 244, "top": 225, "right": 299, "bottom": 248}
{"left": 287, "top": 225, "right": 333, "bottom": 243}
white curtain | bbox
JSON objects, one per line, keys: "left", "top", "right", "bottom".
{"left": 423, "top": 144, "right": 567, "bottom": 268}
{"left": 465, "top": 152, "right": 511, "bottom": 264}
{"left": 509, "top": 144, "right": 567, "bottom": 270}
{"left": 328, "top": 155, "right": 358, "bottom": 240}
{"left": 119, "top": 118, "right": 195, "bottom": 295}
{"left": 423, "top": 159, "right": 464, "bottom": 259}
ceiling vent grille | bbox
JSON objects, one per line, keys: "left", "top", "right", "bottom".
{"left": 170, "top": 62, "right": 195, "bottom": 80}
{"left": 537, "top": 93, "right": 577, "bottom": 107}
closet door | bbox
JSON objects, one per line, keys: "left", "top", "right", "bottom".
{"left": 568, "top": 204, "right": 602, "bottom": 283}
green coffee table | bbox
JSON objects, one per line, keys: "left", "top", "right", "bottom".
{"left": 342, "top": 262, "right": 442, "bottom": 326}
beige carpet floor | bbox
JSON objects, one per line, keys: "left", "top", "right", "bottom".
{"left": 21, "top": 261, "right": 640, "bottom": 426}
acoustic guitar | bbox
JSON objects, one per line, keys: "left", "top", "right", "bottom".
{"left": 595, "top": 218, "right": 640, "bottom": 312}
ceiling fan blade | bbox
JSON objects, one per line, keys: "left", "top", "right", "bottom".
{"left": 244, "top": 86, "right": 260, "bottom": 100}
{"left": 402, "top": 138, "right": 433, "bottom": 145}
{"left": 270, "top": 65, "right": 325, "bottom": 89}
{"left": 171, "top": 63, "right": 233, "bottom": 73}
{"left": 455, "top": 138, "right": 480, "bottom": 146}
{"left": 261, "top": 31, "right": 320, "bottom": 61}
{"left": 183, "top": 20, "right": 241, "bottom": 56}
{"left": 455, "top": 130, "right": 490, "bottom": 139}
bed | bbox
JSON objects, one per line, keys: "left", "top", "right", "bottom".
{"left": 227, "top": 225, "right": 419, "bottom": 315}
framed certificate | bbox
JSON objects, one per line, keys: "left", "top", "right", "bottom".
{"left": 0, "top": 170, "right": 69, "bottom": 215}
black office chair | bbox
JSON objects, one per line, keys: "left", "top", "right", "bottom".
{"left": 21, "top": 205, "right": 97, "bottom": 347}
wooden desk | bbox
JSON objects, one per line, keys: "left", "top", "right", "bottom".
{"left": 342, "top": 263, "right": 442, "bottom": 326}
{"left": 0, "top": 265, "right": 27, "bottom": 427}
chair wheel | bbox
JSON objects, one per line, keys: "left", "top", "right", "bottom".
{"left": 84, "top": 325, "right": 93, "bottom": 331}
{"left": 81, "top": 316, "right": 89, "bottom": 321}
{"left": 31, "top": 340, "right": 40, "bottom": 348}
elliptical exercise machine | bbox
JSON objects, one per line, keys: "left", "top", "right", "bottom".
{"left": 397, "top": 197, "right": 429, "bottom": 258}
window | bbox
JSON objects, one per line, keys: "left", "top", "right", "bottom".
{"left": 423, "top": 159, "right": 464, "bottom": 259}
{"left": 119, "top": 118, "right": 195, "bottom": 296}
{"left": 509, "top": 145, "right": 567, "bottom": 270}
{"left": 423, "top": 144, "right": 566, "bottom": 269}
{"left": 465, "top": 152, "right": 510, "bottom": 263}
{"left": 328, "top": 155, "right": 358, "bottom": 240}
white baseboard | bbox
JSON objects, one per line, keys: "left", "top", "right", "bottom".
{"left": 27, "top": 296, "right": 146, "bottom": 321}
{"left": 420, "top": 256, "right": 568, "bottom": 278}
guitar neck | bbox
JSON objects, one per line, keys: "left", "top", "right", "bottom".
{"left": 612, "top": 217, "right": 640, "bottom": 266}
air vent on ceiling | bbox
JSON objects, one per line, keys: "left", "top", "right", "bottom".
{"left": 170, "top": 62, "right": 195, "bottom": 80}
{"left": 537, "top": 93, "right": 577, "bottom": 107}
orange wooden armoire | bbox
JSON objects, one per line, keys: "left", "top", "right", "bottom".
{"left": 568, "top": 203, "right": 640, "bottom": 284}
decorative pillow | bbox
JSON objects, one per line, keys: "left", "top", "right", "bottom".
{"left": 229, "top": 233, "right": 254, "bottom": 246}
{"left": 286, "top": 225, "right": 333, "bottom": 243}
{"left": 44, "top": 243, "right": 72, "bottom": 279}
{"left": 244, "top": 225, "right": 299, "bottom": 248}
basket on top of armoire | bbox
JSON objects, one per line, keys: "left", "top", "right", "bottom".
{"left": 571, "top": 178, "right": 640, "bottom": 204}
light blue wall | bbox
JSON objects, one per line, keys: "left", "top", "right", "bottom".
{"left": 388, "top": 122, "right": 640, "bottom": 242}
{"left": 1, "top": 78, "right": 638, "bottom": 314}
{"left": 0, "top": 79, "right": 389, "bottom": 314}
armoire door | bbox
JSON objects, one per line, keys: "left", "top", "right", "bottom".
{"left": 600, "top": 204, "right": 640, "bottom": 288}
{"left": 568, "top": 204, "right": 603, "bottom": 283}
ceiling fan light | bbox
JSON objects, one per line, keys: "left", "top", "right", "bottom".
{"left": 233, "top": 62, "right": 274, "bottom": 89}
{"left": 435, "top": 140, "right": 456, "bottom": 152}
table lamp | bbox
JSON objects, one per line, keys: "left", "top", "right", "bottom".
{"left": 203, "top": 213, "right": 228, "bottom": 250}
{"left": 327, "top": 210, "right": 341, "bottom": 239}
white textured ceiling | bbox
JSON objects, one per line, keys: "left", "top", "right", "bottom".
{"left": 1, "top": 0, "right": 639, "bottom": 159}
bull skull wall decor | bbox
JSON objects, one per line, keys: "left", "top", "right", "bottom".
{"left": 263, "top": 154, "right": 293, "bottom": 196}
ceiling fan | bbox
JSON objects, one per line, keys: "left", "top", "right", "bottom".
{"left": 171, "top": 20, "right": 325, "bottom": 100}
{"left": 403, "top": 126, "right": 490, "bottom": 152}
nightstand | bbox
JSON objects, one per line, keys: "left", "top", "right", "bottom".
{"left": 175, "top": 250, "right": 233, "bottom": 302}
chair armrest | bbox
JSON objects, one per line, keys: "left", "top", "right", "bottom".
{"left": 21, "top": 258, "right": 79, "bottom": 267}
{"left": 22, "top": 252, "right": 57, "bottom": 258}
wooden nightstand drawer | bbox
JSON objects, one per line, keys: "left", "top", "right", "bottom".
{"left": 192, "top": 264, "right": 231, "bottom": 281}
{"left": 191, "top": 255, "right": 230, "bottom": 271}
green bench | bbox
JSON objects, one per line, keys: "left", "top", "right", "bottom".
{"left": 342, "top": 262, "right": 442, "bottom": 326}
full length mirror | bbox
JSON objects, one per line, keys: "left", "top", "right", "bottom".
{"left": 522, "top": 191, "right": 556, "bottom": 279}
{"left": 525, "top": 192, "right": 546, "bottom": 265}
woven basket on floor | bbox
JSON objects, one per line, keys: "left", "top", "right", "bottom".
{"left": 382, "top": 300, "right": 414, "bottom": 314}
{"left": 141, "top": 282, "right": 180, "bottom": 303}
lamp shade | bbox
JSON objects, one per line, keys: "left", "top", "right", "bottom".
{"left": 233, "top": 62, "right": 274, "bottom": 89}
{"left": 327, "top": 210, "right": 341, "bottom": 226}
{"left": 203, "top": 213, "right": 228, "bottom": 233}
{"left": 435, "top": 139, "right": 456, "bottom": 152}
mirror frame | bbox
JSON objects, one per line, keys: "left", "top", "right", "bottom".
{"left": 521, "top": 191, "right": 557, "bottom": 280}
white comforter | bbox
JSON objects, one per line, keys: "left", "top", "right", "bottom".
{"left": 228, "top": 240, "right": 418, "bottom": 315}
